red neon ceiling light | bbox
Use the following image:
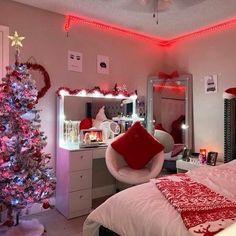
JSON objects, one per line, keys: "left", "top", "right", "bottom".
{"left": 64, "top": 15, "right": 166, "bottom": 46}
{"left": 64, "top": 15, "right": 236, "bottom": 46}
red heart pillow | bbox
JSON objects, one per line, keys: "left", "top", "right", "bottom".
{"left": 111, "top": 122, "right": 164, "bottom": 169}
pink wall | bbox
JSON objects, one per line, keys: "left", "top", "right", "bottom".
{"left": 163, "top": 28, "right": 236, "bottom": 160}
{"left": 1, "top": 0, "right": 235, "bottom": 163}
{"left": 0, "top": 0, "right": 164, "bottom": 167}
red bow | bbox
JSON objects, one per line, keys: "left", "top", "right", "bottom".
{"left": 158, "top": 70, "right": 179, "bottom": 79}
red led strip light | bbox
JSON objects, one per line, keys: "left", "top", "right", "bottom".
{"left": 64, "top": 15, "right": 167, "bottom": 46}
{"left": 64, "top": 15, "right": 236, "bottom": 46}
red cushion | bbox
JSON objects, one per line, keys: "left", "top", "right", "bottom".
{"left": 79, "top": 118, "right": 92, "bottom": 130}
{"left": 111, "top": 122, "right": 164, "bottom": 169}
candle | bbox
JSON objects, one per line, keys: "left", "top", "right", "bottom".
{"left": 200, "top": 148, "right": 207, "bottom": 157}
{"left": 199, "top": 149, "right": 207, "bottom": 164}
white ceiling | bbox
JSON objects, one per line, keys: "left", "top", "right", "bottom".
{"left": 12, "top": 0, "right": 236, "bottom": 39}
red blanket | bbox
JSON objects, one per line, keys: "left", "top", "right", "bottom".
{"left": 156, "top": 174, "right": 236, "bottom": 236}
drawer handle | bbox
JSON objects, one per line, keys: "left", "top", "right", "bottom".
{"left": 80, "top": 156, "right": 83, "bottom": 159}
{"left": 80, "top": 175, "right": 83, "bottom": 178}
{"left": 80, "top": 195, "right": 83, "bottom": 199}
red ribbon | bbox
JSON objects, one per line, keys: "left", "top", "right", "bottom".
{"left": 158, "top": 70, "right": 179, "bottom": 79}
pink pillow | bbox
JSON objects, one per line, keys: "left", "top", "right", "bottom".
{"left": 111, "top": 122, "right": 164, "bottom": 169}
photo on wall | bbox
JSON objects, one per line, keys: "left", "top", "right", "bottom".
{"left": 97, "top": 55, "right": 109, "bottom": 74}
{"left": 68, "top": 50, "right": 83, "bottom": 72}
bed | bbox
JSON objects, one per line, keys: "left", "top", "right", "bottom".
{"left": 83, "top": 160, "right": 236, "bottom": 236}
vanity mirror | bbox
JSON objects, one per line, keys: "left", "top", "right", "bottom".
{"left": 146, "top": 74, "right": 193, "bottom": 150}
{"left": 56, "top": 87, "right": 140, "bottom": 148}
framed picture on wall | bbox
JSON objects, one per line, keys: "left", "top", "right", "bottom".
{"left": 206, "top": 152, "right": 218, "bottom": 166}
{"left": 97, "top": 55, "right": 109, "bottom": 74}
{"left": 204, "top": 74, "right": 217, "bottom": 94}
{"left": 68, "top": 50, "right": 83, "bottom": 72}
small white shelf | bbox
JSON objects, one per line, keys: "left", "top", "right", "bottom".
{"left": 176, "top": 159, "right": 223, "bottom": 172}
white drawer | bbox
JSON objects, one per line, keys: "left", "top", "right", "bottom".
{"left": 69, "top": 169, "right": 92, "bottom": 192}
{"left": 69, "top": 189, "right": 92, "bottom": 214}
{"left": 69, "top": 150, "right": 92, "bottom": 171}
{"left": 93, "top": 148, "right": 106, "bottom": 159}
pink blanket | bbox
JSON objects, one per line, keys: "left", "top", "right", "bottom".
{"left": 156, "top": 174, "right": 236, "bottom": 236}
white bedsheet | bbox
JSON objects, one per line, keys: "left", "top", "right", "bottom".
{"left": 83, "top": 160, "right": 236, "bottom": 236}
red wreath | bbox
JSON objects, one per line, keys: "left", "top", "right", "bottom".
{"left": 25, "top": 63, "right": 51, "bottom": 100}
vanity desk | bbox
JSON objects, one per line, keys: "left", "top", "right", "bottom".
{"left": 55, "top": 87, "right": 142, "bottom": 219}
{"left": 56, "top": 145, "right": 106, "bottom": 219}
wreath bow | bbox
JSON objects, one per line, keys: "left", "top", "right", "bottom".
{"left": 158, "top": 70, "right": 179, "bottom": 79}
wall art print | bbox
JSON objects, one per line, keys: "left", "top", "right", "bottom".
{"left": 97, "top": 55, "right": 109, "bottom": 75}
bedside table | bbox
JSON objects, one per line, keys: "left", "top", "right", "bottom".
{"left": 176, "top": 159, "right": 223, "bottom": 173}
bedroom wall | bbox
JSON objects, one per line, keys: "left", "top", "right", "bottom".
{"left": 163, "top": 27, "right": 236, "bottom": 160}
{"left": 0, "top": 1, "right": 164, "bottom": 191}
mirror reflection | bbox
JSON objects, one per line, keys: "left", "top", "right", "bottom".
{"left": 146, "top": 75, "right": 193, "bottom": 151}
{"left": 57, "top": 90, "right": 141, "bottom": 148}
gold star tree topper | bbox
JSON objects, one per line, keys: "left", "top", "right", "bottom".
{"left": 8, "top": 31, "right": 25, "bottom": 48}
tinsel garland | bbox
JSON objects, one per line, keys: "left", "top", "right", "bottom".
{"left": 56, "top": 86, "right": 134, "bottom": 97}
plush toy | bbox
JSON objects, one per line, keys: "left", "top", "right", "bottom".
{"left": 92, "top": 106, "right": 108, "bottom": 129}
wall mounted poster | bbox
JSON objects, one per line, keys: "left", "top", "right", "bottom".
{"left": 68, "top": 50, "right": 82, "bottom": 72}
{"left": 204, "top": 74, "right": 218, "bottom": 94}
{"left": 97, "top": 55, "right": 109, "bottom": 74}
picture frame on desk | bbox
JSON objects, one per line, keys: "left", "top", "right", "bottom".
{"left": 182, "top": 148, "right": 191, "bottom": 161}
{"left": 206, "top": 152, "right": 218, "bottom": 166}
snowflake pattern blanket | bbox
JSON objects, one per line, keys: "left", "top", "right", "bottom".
{"left": 156, "top": 174, "right": 236, "bottom": 236}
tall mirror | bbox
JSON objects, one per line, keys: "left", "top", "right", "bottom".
{"left": 146, "top": 74, "right": 193, "bottom": 150}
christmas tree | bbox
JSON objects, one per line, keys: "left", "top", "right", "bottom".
{"left": 0, "top": 32, "right": 55, "bottom": 226}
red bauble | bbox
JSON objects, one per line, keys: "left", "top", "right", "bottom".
{"left": 27, "top": 103, "right": 34, "bottom": 109}
{"left": 3, "top": 156, "right": 10, "bottom": 162}
{"left": 34, "top": 130, "right": 39, "bottom": 136}
{"left": 13, "top": 164, "right": 20, "bottom": 172}
{"left": 0, "top": 125, "right": 5, "bottom": 131}
{"left": 15, "top": 102, "right": 21, "bottom": 109}
{"left": 42, "top": 201, "right": 50, "bottom": 209}
{"left": 3, "top": 85, "right": 9, "bottom": 92}
{"left": 35, "top": 151, "right": 41, "bottom": 157}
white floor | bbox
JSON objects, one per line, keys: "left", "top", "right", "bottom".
{"left": 23, "top": 209, "right": 87, "bottom": 236}
{"left": 0, "top": 196, "right": 109, "bottom": 236}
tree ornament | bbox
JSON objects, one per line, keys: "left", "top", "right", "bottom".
{"left": 42, "top": 200, "right": 50, "bottom": 209}
{"left": 8, "top": 31, "right": 25, "bottom": 48}
{"left": 27, "top": 103, "right": 33, "bottom": 109}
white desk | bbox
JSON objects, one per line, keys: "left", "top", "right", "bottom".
{"left": 56, "top": 146, "right": 107, "bottom": 219}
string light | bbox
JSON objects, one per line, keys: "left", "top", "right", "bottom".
{"left": 64, "top": 15, "right": 236, "bottom": 46}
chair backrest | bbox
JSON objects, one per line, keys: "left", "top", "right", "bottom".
{"left": 154, "top": 129, "right": 174, "bottom": 153}
{"left": 105, "top": 142, "right": 164, "bottom": 185}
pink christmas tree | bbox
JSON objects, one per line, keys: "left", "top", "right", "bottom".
{"left": 0, "top": 32, "right": 55, "bottom": 226}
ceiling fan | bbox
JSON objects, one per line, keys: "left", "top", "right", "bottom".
{"left": 124, "top": 0, "right": 206, "bottom": 24}
{"left": 123, "top": 0, "right": 171, "bottom": 14}
{"left": 138, "top": 0, "right": 206, "bottom": 10}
